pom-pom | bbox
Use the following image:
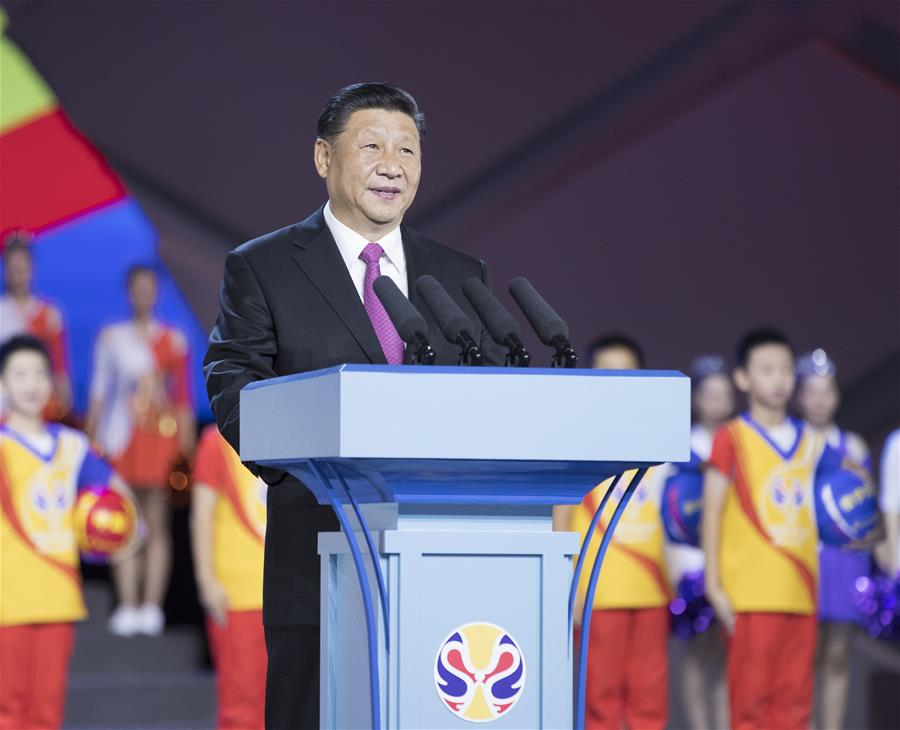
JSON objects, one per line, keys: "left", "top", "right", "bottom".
{"left": 670, "top": 570, "right": 715, "bottom": 639}
{"left": 853, "top": 572, "right": 900, "bottom": 641}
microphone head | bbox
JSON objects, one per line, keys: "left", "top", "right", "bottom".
{"left": 508, "top": 276, "right": 569, "bottom": 346}
{"left": 372, "top": 276, "right": 428, "bottom": 343}
{"left": 415, "top": 275, "right": 473, "bottom": 342}
{"left": 462, "top": 277, "right": 521, "bottom": 343}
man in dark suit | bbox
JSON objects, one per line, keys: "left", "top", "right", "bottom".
{"left": 204, "top": 82, "right": 499, "bottom": 729}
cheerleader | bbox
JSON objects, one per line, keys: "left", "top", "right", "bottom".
{"left": 0, "top": 233, "right": 72, "bottom": 420}
{"left": 667, "top": 355, "right": 733, "bottom": 730}
{"left": 796, "top": 350, "right": 869, "bottom": 730}
{"left": 85, "top": 265, "right": 195, "bottom": 636}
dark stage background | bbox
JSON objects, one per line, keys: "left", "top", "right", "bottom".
{"left": 1, "top": 2, "right": 898, "bottom": 728}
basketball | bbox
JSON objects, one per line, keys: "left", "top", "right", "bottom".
{"left": 814, "top": 466, "right": 879, "bottom": 546}
{"left": 74, "top": 485, "right": 139, "bottom": 563}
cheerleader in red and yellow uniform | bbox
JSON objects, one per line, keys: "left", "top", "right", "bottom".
{"left": 191, "top": 425, "right": 267, "bottom": 730}
{"left": 0, "top": 234, "right": 72, "bottom": 420}
{"left": 85, "top": 265, "right": 196, "bottom": 637}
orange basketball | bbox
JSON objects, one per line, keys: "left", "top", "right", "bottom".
{"left": 74, "top": 486, "right": 138, "bottom": 563}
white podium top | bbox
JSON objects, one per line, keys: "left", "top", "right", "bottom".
{"left": 240, "top": 365, "right": 689, "bottom": 464}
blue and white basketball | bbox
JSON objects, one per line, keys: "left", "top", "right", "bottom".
{"left": 661, "top": 454, "right": 704, "bottom": 547}
{"left": 814, "top": 466, "right": 879, "bottom": 546}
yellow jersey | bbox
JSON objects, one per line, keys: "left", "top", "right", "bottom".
{"left": 571, "top": 466, "right": 671, "bottom": 610}
{"left": 709, "top": 415, "right": 826, "bottom": 615}
{"left": 193, "top": 426, "right": 266, "bottom": 611}
{"left": 0, "top": 424, "right": 110, "bottom": 626}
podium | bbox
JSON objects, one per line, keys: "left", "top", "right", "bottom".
{"left": 241, "top": 364, "right": 688, "bottom": 729}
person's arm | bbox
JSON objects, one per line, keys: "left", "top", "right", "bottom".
{"left": 203, "top": 251, "right": 278, "bottom": 462}
{"left": 702, "top": 466, "right": 735, "bottom": 634}
{"left": 190, "top": 483, "right": 229, "bottom": 626}
{"left": 552, "top": 504, "right": 574, "bottom": 532}
{"left": 85, "top": 330, "right": 112, "bottom": 444}
{"left": 46, "top": 305, "right": 72, "bottom": 417}
{"left": 170, "top": 330, "right": 196, "bottom": 457}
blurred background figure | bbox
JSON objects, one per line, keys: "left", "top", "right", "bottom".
{"left": 191, "top": 424, "right": 267, "bottom": 730}
{"left": 86, "top": 264, "right": 196, "bottom": 637}
{"left": 0, "top": 233, "right": 72, "bottom": 421}
{"left": 571, "top": 335, "right": 671, "bottom": 730}
{"left": 878, "top": 429, "right": 900, "bottom": 581}
{"left": 667, "top": 355, "right": 733, "bottom": 730}
{"left": 796, "top": 349, "right": 870, "bottom": 730}
{"left": 0, "top": 335, "right": 136, "bottom": 730}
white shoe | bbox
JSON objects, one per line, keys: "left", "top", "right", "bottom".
{"left": 108, "top": 605, "right": 142, "bottom": 637}
{"left": 138, "top": 603, "right": 165, "bottom": 637}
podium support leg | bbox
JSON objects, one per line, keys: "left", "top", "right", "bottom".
{"left": 574, "top": 467, "right": 649, "bottom": 730}
{"left": 310, "top": 459, "right": 382, "bottom": 730}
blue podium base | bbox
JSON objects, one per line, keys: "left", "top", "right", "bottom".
{"left": 318, "top": 504, "right": 578, "bottom": 729}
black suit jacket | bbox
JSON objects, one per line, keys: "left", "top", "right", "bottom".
{"left": 204, "top": 206, "right": 500, "bottom": 625}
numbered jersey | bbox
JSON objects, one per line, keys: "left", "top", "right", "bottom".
{"left": 0, "top": 424, "right": 109, "bottom": 626}
{"left": 710, "top": 414, "right": 829, "bottom": 615}
{"left": 193, "top": 426, "right": 266, "bottom": 611}
{"left": 571, "top": 466, "right": 671, "bottom": 609}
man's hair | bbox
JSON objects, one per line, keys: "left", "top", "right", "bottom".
{"left": 126, "top": 263, "right": 158, "bottom": 288}
{"left": 587, "top": 333, "right": 646, "bottom": 369}
{"left": 0, "top": 334, "right": 51, "bottom": 374}
{"left": 316, "top": 82, "right": 426, "bottom": 144}
{"left": 736, "top": 327, "right": 794, "bottom": 368}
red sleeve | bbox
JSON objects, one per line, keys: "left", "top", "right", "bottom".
{"left": 708, "top": 425, "right": 737, "bottom": 479}
{"left": 193, "top": 426, "right": 227, "bottom": 492}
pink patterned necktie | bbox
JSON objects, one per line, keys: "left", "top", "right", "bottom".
{"left": 359, "top": 242, "right": 405, "bottom": 365}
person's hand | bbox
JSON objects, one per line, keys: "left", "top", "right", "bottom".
{"left": 199, "top": 578, "right": 229, "bottom": 627}
{"left": 705, "top": 581, "right": 735, "bottom": 635}
{"left": 845, "top": 516, "right": 885, "bottom": 552}
{"left": 874, "top": 541, "right": 898, "bottom": 578}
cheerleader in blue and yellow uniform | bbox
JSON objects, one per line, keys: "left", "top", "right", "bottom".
{"left": 666, "top": 356, "right": 734, "bottom": 730}
{"left": 795, "top": 349, "right": 870, "bottom": 730}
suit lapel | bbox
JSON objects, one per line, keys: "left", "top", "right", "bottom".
{"left": 290, "top": 208, "right": 386, "bottom": 364}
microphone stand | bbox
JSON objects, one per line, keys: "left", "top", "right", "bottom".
{"left": 456, "top": 332, "right": 484, "bottom": 366}
{"left": 408, "top": 332, "right": 436, "bottom": 365}
{"left": 503, "top": 335, "right": 531, "bottom": 368}
{"left": 550, "top": 335, "right": 578, "bottom": 368}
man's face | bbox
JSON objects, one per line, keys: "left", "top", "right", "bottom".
{"left": 592, "top": 346, "right": 640, "bottom": 371}
{"left": 797, "top": 374, "right": 839, "bottom": 428}
{"left": 4, "top": 249, "right": 32, "bottom": 296}
{"left": 735, "top": 344, "right": 795, "bottom": 411}
{"left": 0, "top": 350, "right": 52, "bottom": 419}
{"left": 315, "top": 108, "right": 421, "bottom": 236}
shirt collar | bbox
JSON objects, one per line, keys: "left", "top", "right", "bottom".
{"left": 323, "top": 200, "right": 403, "bottom": 267}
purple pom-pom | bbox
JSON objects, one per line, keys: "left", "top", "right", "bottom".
{"left": 670, "top": 570, "right": 714, "bottom": 639}
{"left": 852, "top": 571, "right": 900, "bottom": 640}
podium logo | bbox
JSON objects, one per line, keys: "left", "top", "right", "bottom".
{"left": 434, "top": 622, "right": 526, "bottom": 722}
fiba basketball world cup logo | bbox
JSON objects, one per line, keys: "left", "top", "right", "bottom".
{"left": 434, "top": 622, "right": 526, "bottom": 722}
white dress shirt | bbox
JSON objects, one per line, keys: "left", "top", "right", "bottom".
{"left": 323, "top": 200, "right": 408, "bottom": 301}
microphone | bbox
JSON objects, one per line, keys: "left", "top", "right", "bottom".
{"left": 462, "top": 278, "right": 530, "bottom": 367}
{"left": 414, "top": 275, "right": 484, "bottom": 366}
{"left": 373, "top": 276, "right": 436, "bottom": 365}
{"left": 508, "top": 277, "right": 578, "bottom": 368}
